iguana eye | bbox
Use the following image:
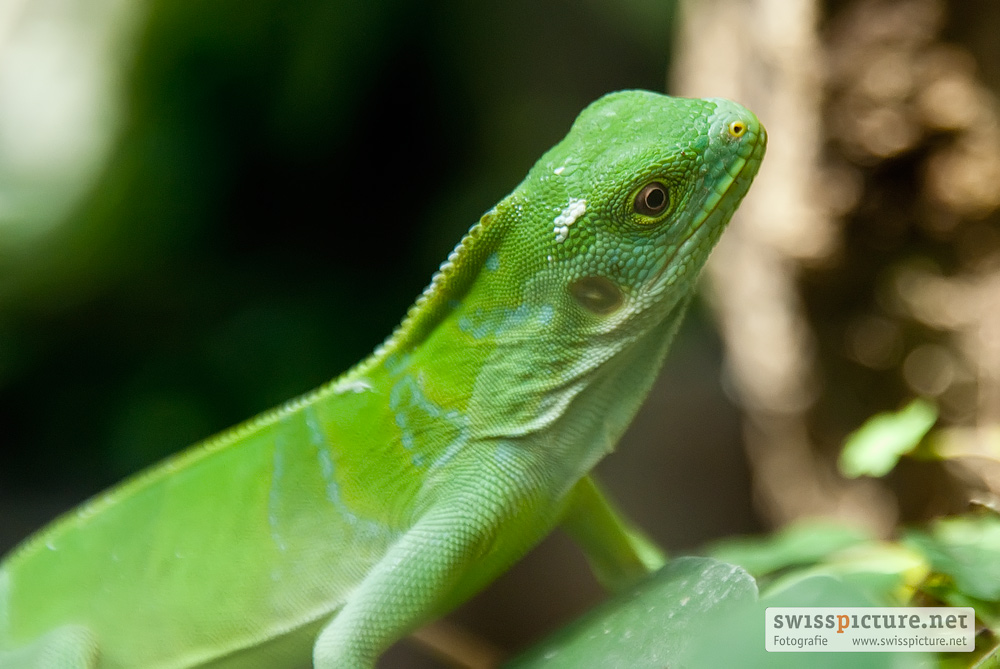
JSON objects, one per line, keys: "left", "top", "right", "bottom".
{"left": 633, "top": 182, "right": 669, "bottom": 217}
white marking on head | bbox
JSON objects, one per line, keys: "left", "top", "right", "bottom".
{"left": 553, "top": 198, "right": 586, "bottom": 243}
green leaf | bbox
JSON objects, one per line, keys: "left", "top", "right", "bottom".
{"left": 762, "top": 542, "right": 927, "bottom": 605}
{"left": 904, "top": 513, "right": 1000, "bottom": 602}
{"left": 505, "top": 557, "right": 756, "bottom": 669}
{"left": 707, "top": 520, "right": 873, "bottom": 576}
{"left": 839, "top": 398, "right": 938, "bottom": 478}
{"left": 693, "top": 574, "right": 928, "bottom": 668}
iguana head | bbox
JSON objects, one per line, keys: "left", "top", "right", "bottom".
{"left": 425, "top": 91, "right": 768, "bottom": 455}
{"left": 367, "top": 91, "right": 765, "bottom": 465}
{"left": 503, "top": 90, "right": 766, "bottom": 332}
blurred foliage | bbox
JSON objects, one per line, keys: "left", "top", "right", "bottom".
{"left": 839, "top": 398, "right": 938, "bottom": 478}
{"left": 699, "top": 508, "right": 1000, "bottom": 667}
{"left": 698, "top": 402, "right": 1000, "bottom": 669}
{"left": 509, "top": 508, "right": 1000, "bottom": 666}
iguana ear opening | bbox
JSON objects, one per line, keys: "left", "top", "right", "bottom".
{"left": 569, "top": 276, "right": 624, "bottom": 316}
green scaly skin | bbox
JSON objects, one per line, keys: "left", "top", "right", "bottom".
{"left": 0, "top": 90, "right": 766, "bottom": 668}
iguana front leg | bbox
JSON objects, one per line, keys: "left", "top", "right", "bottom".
{"left": 561, "top": 475, "right": 666, "bottom": 592}
{"left": 311, "top": 473, "right": 549, "bottom": 669}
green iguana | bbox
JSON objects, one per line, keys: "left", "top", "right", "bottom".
{"left": 0, "top": 90, "right": 766, "bottom": 668}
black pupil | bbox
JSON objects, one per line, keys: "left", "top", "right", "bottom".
{"left": 636, "top": 183, "right": 668, "bottom": 216}
{"left": 645, "top": 187, "right": 665, "bottom": 210}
